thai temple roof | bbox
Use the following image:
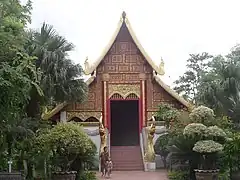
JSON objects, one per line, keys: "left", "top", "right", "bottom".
{"left": 41, "top": 12, "right": 192, "bottom": 120}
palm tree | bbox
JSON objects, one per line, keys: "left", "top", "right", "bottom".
{"left": 25, "top": 23, "right": 87, "bottom": 118}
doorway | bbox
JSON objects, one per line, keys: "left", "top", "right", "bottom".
{"left": 110, "top": 100, "right": 139, "bottom": 146}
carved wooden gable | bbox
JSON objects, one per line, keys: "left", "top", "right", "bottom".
{"left": 97, "top": 23, "right": 152, "bottom": 83}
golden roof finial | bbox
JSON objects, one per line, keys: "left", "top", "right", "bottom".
{"left": 84, "top": 56, "right": 90, "bottom": 72}
{"left": 158, "top": 57, "right": 165, "bottom": 75}
{"left": 122, "top": 11, "right": 126, "bottom": 20}
{"left": 85, "top": 56, "right": 88, "bottom": 63}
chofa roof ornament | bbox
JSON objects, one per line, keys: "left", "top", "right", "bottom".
{"left": 122, "top": 11, "right": 127, "bottom": 20}
{"left": 84, "top": 56, "right": 90, "bottom": 74}
{"left": 158, "top": 57, "right": 165, "bottom": 75}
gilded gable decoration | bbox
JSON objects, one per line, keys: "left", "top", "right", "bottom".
{"left": 67, "top": 111, "right": 102, "bottom": 121}
{"left": 108, "top": 84, "right": 140, "bottom": 99}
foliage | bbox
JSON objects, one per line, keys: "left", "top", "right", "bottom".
{"left": 25, "top": 23, "right": 87, "bottom": 117}
{"left": 174, "top": 52, "right": 213, "bottom": 104}
{"left": 34, "top": 122, "right": 97, "bottom": 172}
{"left": 78, "top": 170, "right": 97, "bottom": 180}
{"left": 223, "top": 132, "right": 240, "bottom": 173}
{"left": 189, "top": 105, "right": 215, "bottom": 126}
{"left": 205, "top": 126, "right": 227, "bottom": 139}
{"left": 183, "top": 106, "right": 228, "bottom": 171}
{"left": 193, "top": 140, "right": 223, "bottom": 153}
{"left": 174, "top": 47, "right": 240, "bottom": 128}
{"left": 198, "top": 51, "right": 240, "bottom": 121}
{"left": 154, "top": 134, "right": 169, "bottom": 168}
{"left": 156, "top": 103, "right": 180, "bottom": 128}
{"left": 183, "top": 123, "right": 207, "bottom": 137}
{"left": 218, "top": 170, "right": 230, "bottom": 180}
{"left": 168, "top": 170, "right": 189, "bottom": 180}
{"left": 0, "top": 1, "right": 45, "bottom": 176}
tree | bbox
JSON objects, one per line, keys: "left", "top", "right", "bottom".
{"left": 25, "top": 23, "right": 87, "bottom": 118}
{"left": 198, "top": 47, "right": 240, "bottom": 127}
{"left": 0, "top": 0, "right": 43, "bottom": 171}
{"left": 174, "top": 53, "right": 213, "bottom": 105}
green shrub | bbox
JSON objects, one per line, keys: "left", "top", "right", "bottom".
{"left": 78, "top": 170, "right": 97, "bottom": 180}
{"left": 154, "top": 133, "right": 169, "bottom": 168}
{"left": 218, "top": 170, "right": 230, "bottom": 180}
{"left": 33, "top": 122, "right": 97, "bottom": 174}
{"left": 168, "top": 170, "right": 189, "bottom": 180}
{"left": 156, "top": 103, "right": 180, "bottom": 128}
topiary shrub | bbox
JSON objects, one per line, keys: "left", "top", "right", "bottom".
{"left": 189, "top": 105, "right": 215, "bottom": 126}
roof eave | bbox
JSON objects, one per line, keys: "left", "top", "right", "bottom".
{"left": 153, "top": 75, "right": 193, "bottom": 109}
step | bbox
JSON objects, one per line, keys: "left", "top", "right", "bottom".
{"left": 113, "top": 167, "right": 144, "bottom": 171}
{"left": 111, "top": 146, "right": 141, "bottom": 150}
{"left": 110, "top": 146, "right": 144, "bottom": 171}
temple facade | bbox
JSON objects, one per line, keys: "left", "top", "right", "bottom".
{"left": 43, "top": 12, "right": 190, "bottom": 171}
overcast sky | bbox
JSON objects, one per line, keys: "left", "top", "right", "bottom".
{"left": 25, "top": 0, "right": 240, "bottom": 85}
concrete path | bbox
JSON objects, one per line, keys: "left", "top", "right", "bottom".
{"left": 97, "top": 170, "right": 168, "bottom": 180}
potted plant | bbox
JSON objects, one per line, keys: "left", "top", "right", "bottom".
{"left": 193, "top": 140, "right": 223, "bottom": 180}
{"left": 34, "top": 122, "right": 96, "bottom": 180}
{"left": 183, "top": 122, "right": 227, "bottom": 180}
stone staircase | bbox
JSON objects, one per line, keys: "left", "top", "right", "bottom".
{"left": 110, "top": 146, "right": 144, "bottom": 171}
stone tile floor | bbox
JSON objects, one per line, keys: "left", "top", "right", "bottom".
{"left": 97, "top": 170, "right": 168, "bottom": 180}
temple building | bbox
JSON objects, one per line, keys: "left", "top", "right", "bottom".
{"left": 43, "top": 11, "right": 190, "bottom": 171}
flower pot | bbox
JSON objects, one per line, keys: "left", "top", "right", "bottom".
{"left": 194, "top": 169, "right": 219, "bottom": 180}
{"left": 52, "top": 171, "right": 77, "bottom": 180}
{"left": 232, "top": 171, "right": 240, "bottom": 180}
{"left": 0, "top": 172, "right": 22, "bottom": 180}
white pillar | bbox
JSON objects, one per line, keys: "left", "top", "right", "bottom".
{"left": 60, "top": 111, "right": 67, "bottom": 123}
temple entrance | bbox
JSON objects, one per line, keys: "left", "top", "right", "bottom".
{"left": 110, "top": 100, "right": 139, "bottom": 146}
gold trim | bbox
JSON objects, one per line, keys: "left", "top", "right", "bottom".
{"left": 77, "top": 122, "right": 100, "bottom": 126}
{"left": 66, "top": 111, "right": 102, "bottom": 121}
{"left": 108, "top": 84, "right": 140, "bottom": 98}
{"left": 84, "top": 12, "right": 164, "bottom": 76}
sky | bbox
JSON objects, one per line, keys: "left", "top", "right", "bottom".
{"left": 24, "top": 0, "right": 240, "bottom": 85}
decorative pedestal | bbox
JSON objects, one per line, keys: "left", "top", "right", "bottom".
{"left": 145, "top": 162, "right": 156, "bottom": 172}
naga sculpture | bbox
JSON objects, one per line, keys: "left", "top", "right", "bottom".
{"left": 144, "top": 117, "right": 156, "bottom": 162}
{"left": 99, "top": 114, "right": 107, "bottom": 153}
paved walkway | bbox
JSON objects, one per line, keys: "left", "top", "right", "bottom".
{"left": 97, "top": 170, "right": 168, "bottom": 180}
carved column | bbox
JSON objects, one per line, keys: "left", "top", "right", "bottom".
{"left": 140, "top": 73, "right": 146, "bottom": 128}
{"left": 102, "top": 74, "right": 110, "bottom": 128}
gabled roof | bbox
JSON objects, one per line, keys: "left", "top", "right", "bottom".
{"left": 84, "top": 11, "right": 165, "bottom": 75}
